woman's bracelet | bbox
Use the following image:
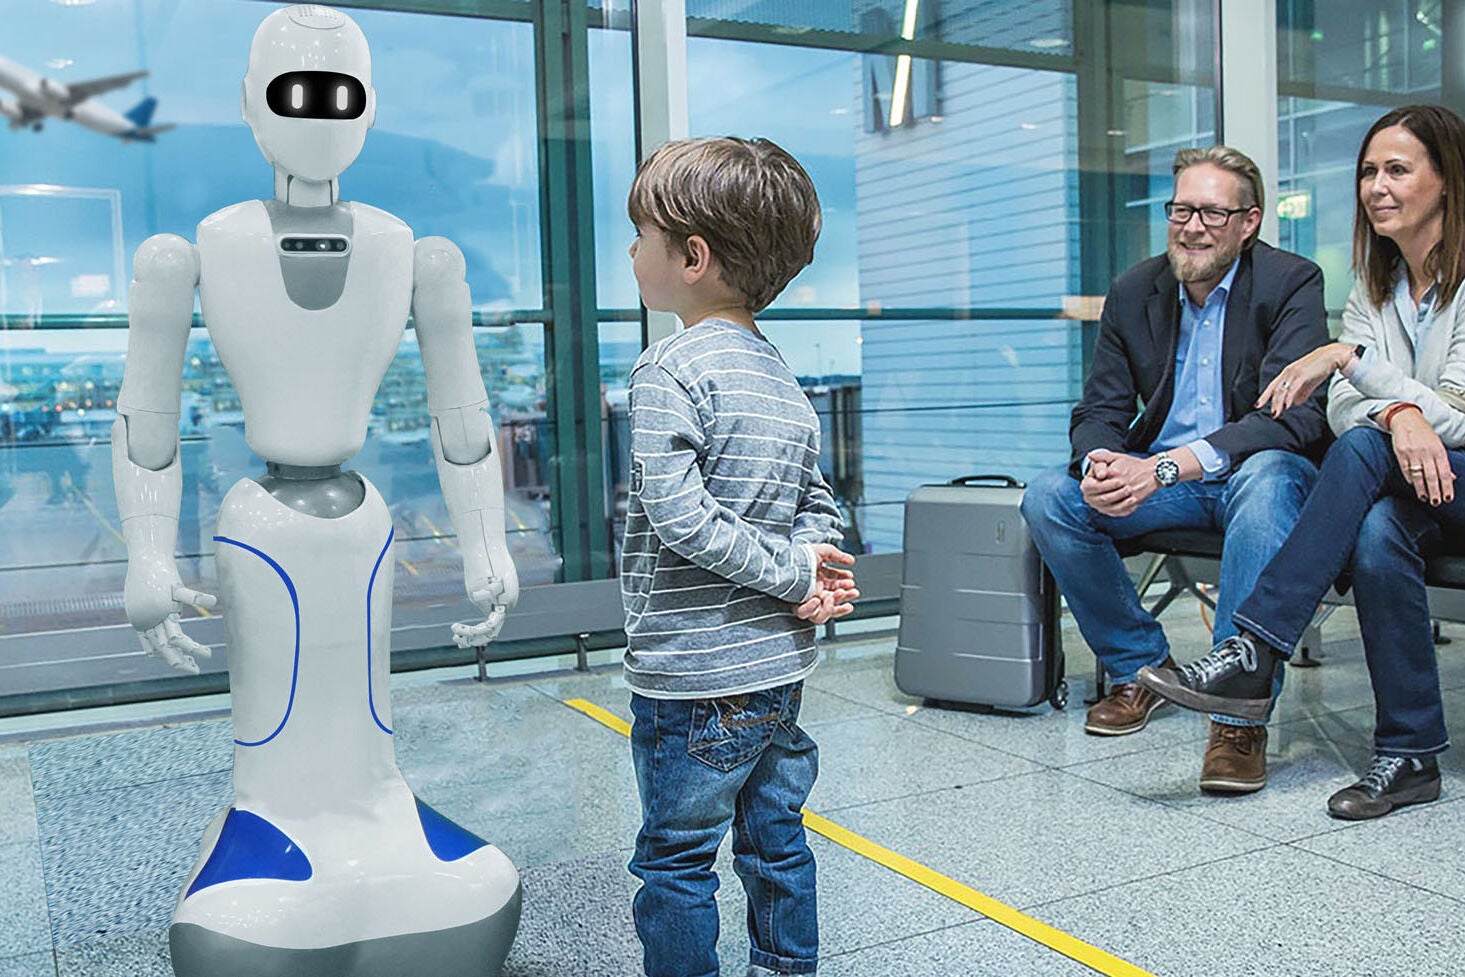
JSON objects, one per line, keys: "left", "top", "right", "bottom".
{"left": 1381, "top": 401, "right": 1422, "bottom": 428}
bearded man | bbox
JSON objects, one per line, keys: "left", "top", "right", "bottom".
{"left": 1020, "top": 146, "right": 1330, "bottom": 793}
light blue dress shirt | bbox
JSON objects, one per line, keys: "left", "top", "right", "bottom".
{"left": 1150, "top": 258, "right": 1238, "bottom": 479}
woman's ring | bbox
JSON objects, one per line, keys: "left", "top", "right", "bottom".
{"left": 1410, "top": 464, "right": 1425, "bottom": 472}
{"left": 1281, "top": 380, "right": 1292, "bottom": 389}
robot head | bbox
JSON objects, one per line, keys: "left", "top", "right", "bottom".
{"left": 242, "top": 4, "right": 376, "bottom": 185}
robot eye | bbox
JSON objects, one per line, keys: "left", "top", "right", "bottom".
{"left": 266, "top": 72, "right": 366, "bottom": 120}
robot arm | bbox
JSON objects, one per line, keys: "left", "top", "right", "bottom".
{"left": 113, "top": 234, "right": 217, "bottom": 673}
{"left": 413, "top": 237, "right": 519, "bottom": 647}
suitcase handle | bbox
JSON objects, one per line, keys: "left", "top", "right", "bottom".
{"left": 948, "top": 474, "right": 1025, "bottom": 488}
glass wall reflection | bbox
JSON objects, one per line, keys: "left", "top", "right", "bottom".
{"left": 1276, "top": 0, "right": 1443, "bottom": 313}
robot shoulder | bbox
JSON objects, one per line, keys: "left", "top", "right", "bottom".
{"left": 412, "top": 235, "right": 466, "bottom": 288}
{"left": 347, "top": 200, "right": 412, "bottom": 235}
{"left": 197, "top": 200, "right": 266, "bottom": 233}
{"left": 132, "top": 233, "right": 199, "bottom": 288}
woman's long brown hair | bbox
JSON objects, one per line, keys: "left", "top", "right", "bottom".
{"left": 1353, "top": 104, "right": 1465, "bottom": 309}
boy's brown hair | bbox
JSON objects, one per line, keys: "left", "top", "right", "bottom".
{"left": 628, "top": 136, "right": 821, "bottom": 312}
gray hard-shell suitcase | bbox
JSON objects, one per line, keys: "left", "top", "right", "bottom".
{"left": 894, "top": 475, "right": 1068, "bottom": 711}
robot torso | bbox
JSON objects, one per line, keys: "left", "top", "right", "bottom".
{"left": 197, "top": 199, "right": 414, "bottom": 467}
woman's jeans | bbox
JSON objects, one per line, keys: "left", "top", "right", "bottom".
{"left": 1021, "top": 449, "right": 1316, "bottom": 723}
{"left": 1233, "top": 426, "right": 1456, "bottom": 756}
{"left": 630, "top": 682, "right": 819, "bottom": 977}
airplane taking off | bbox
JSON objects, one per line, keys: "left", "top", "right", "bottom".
{"left": 0, "top": 56, "right": 174, "bottom": 142}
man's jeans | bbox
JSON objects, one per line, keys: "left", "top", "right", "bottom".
{"left": 630, "top": 683, "right": 818, "bottom": 977}
{"left": 1233, "top": 427, "right": 1455, "bottom": 756}
{"left": 1021, "top": 449, "right": 1317, "bottom": 725}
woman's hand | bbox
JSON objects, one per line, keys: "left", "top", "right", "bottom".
{"left": 1256, "top": 342, "right": 1353, "bottom": 417}
{"left": 1389, "top": 407, "right": 1455, "bottom": 506}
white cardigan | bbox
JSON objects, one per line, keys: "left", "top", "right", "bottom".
{"left": 1328, "top": 277, "right": 1465, "bottom": 446}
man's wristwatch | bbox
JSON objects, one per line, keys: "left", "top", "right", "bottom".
{"left": 1154, "top": 452, "right": 1181, "bottom": 488}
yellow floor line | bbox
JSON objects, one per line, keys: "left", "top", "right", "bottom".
{"left": 562, "top": 697, "right": 1155, "bottom": 977}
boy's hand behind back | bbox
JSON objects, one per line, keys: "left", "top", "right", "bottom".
{"left": 796, "top": 543, "right": 858, "bottom": 625}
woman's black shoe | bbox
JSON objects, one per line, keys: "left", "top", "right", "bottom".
{"left": 1327, "top": 755, "right": 1441, "bottom": 821}
{"left": 1136, "top": 635, "right": 1282, "bottom": 722}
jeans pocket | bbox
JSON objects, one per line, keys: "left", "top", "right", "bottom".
{"left": 688, "top": 692, "right": 780, "bottom": 773}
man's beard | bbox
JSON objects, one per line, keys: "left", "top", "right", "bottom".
{"left": 1167, "top": 238, "right": 1241, "bottom": 283}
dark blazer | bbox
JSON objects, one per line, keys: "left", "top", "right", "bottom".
{"left": 1068, "top": 241, "right": 1331, "bottom": 477}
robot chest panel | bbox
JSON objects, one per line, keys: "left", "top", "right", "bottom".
{"left": 198, "top": 202, "right": 413, "bottom": 362}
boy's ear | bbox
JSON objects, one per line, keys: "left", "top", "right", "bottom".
{"left": 681, "top": 235, "right": 714, "bottom": 284}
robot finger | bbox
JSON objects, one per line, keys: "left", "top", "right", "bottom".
{"left": 171, "top": 585, "right": 219, "bottom": 610}
{"left": 454, "top": 609, "right": 506, "bottom": 648}
{"left": 485, "top": 606, "right": 507, "bottom": 638}
{"left": 451, "top": 620, "right": 493, "bottom": 649}
{"left": 163, "top": 616, "right": 213, "bottom": 660}
{"left": 142, "top": 622, "right": 198, "bottom": 674}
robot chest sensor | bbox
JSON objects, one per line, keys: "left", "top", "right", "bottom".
{"left": 275, "top": 234, "right": 352, "bottom": 310}
{"left": 279, "top": 235, "right": 351, "bottom": 255}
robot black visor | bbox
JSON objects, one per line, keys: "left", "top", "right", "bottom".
{"left": 265, "top": 72, "right": 366, "bottom": 120}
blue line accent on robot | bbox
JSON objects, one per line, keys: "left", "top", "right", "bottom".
{"left": 366, "top": 526, "right": 395, "bottom": 735}
{"left": 414, "top": 796, "right": 488, "bottom": 862}
{"left": 185, "top": 807, "right": 313, "bottom": 897}
{"left": 213, "top": 535, "right": 301, "bottom": 747}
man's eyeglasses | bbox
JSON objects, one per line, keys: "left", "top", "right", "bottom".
{"left": 1164, "top": 202, "right": 1252, "bottom": 227}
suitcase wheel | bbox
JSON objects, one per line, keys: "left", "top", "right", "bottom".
{"left": 1049, "top": 680, "right": 1069, "bottom": 711}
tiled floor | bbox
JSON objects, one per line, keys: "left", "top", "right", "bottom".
{"left": 1, "top": 601, "right": 1463, "bottom": 977}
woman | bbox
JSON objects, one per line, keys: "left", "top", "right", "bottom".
{"left": 1138, "top": 104, "right": 1465, "bottom": 820}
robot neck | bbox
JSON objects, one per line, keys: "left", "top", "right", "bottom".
{"left": 274, "top": 165, "right": 339, "bottom": 207}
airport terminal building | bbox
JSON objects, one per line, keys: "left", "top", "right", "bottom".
{"left": 1, "top": 2, "right": 1462, "bottom": 976}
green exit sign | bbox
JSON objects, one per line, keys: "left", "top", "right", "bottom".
{"left": 1277, "top": 191, "right": 1311, "bottom": 221}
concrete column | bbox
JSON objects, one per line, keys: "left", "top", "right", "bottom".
{"left": 631, "top": 0, "right": 689, "bottom": 346}
{"left": 1219, "top": 0, "right": 1280, "bottom": 244}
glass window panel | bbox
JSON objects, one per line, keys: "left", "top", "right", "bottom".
{"left": 0, "top": 2, "right": 540, "bottom": 313}
{"left": 688, "top": 38, "right": 859, "bottom": 309}
{"left": 600, "top": 320, "right": 638, "bottom": 561}
{"left": 590, "top": 26, "right": 639, "bottom": 312}
{"left": 1278, "top": 0, "right": 1442, "bottom": 95}
{"left": 1122, "top": 80, "right": 1219, "bottom": 258}
{"left": 0, "top": 3, "right": 547, "bottom": 654}
{"left": 0, "top": 324, "right": 557, "bottom": 635}
{"left": 1277, "top": 2, "right": 1442, "bottom": 314}
{"left": 684, "top": 1, "right": 1072, "bottom": 55}
{"left": 0, "top": 186, "right": 125, "bottom": 320}
{"left": 588, "top": 21, "right": 638, "bottom": 572}
{"left": 677, "top": 3, "right": 1213, "bottom": 552}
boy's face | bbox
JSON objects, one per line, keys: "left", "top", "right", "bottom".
{"left": 628, "top": 225, "right": 685, "bottom": 313}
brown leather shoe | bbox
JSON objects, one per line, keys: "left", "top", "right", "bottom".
{"left": 1084, "top": 659, "right": 1174, "bottom": 736}
{"left": 1199, "top": 720, "right": 1267, "bottom": 793}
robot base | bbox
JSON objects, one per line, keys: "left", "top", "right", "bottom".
{"left": 169, "top": 885, "right": 521, "bottom": 977}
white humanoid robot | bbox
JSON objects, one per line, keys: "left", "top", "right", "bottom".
{"left": 110, "top": 6, "right": 521, "bottom": 975}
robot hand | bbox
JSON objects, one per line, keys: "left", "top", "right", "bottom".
{"left": 124, "top": 557, "right": 218, "bottom": 673}
{"left": 450, "top": 550, "right": 519, "bottom": 649}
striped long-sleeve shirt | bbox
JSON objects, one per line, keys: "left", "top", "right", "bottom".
{"left": 620, "top": 318, "right": 845, "bottom": 699}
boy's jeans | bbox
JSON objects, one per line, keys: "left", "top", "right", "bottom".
{"left": 629, "top": 682, "right": 819, "bottom": 977}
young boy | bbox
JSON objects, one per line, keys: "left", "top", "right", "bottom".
{"left": 620, "top": 136, "right": 858, "bottom": 977}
